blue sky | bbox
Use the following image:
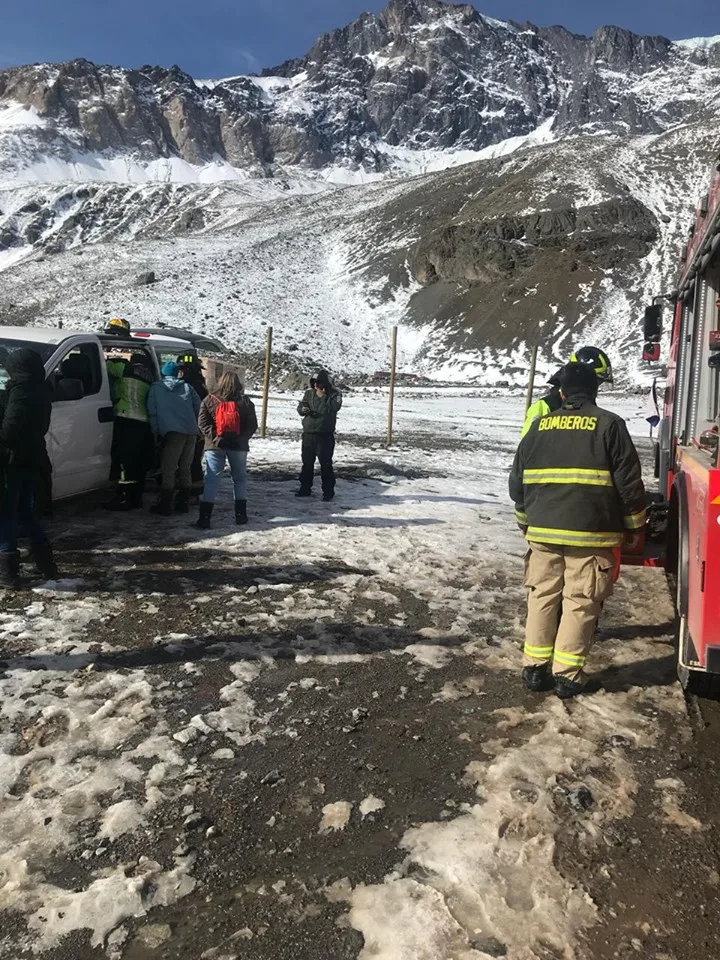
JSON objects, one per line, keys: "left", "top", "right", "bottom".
{"left": 1, "top": 0, "right": 717, "bottom": 77}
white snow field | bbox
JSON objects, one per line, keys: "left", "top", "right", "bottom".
{"left": 0, "top": 389, "right": 684, "bottom": 958}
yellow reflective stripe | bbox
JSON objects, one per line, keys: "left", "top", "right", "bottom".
{"left": 524, "top": 477, "right": 614, "bottom": 487}
{"left": 554, "top": 651, "right": 586, "bottom": 666}
{"left": 623, "top": 510, "right": 647, "bottom": 530}
{"left": 515, "top": 509, "right": 528, "bottom": 522}
{"left": 524, "top": 644, "right": 554, "bottom": 657}
{"left": 524, "top": 468, "right": 612, "bottom": 477}
{"left": 527, "top": 526, "right": 622, "bottom": 548}
{"left": 523, "top": 468, "right": 613, "bottom": 487}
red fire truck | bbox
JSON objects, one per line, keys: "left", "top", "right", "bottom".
{"left": 648, "top": 152, "right": 720, "bottom": 692}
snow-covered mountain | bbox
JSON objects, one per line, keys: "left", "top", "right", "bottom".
{"left": 1, "top": 0, "right": 720, "bottom": 381}
{"left": 1, "top": 1, "right": 719, "bottom": 182}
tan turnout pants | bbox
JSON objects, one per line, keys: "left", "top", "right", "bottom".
{"left": 523, "top": 541, "right": 616, "bottom": 682}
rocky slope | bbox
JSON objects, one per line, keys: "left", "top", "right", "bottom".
{"left": 1, "top": 0, "right": 720, "bottom": 380}
{"left": 1, "top": 117, "right": 716, "bottom": 382}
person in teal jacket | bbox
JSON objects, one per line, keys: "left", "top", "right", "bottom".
{"left": 147, "top": 361, "right": 201, "bottom": 516}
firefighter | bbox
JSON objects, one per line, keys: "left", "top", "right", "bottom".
{"left": 104, "top": 353, "right": 154, "bottom": 511}
{"left": 521, "top": 346, "right": 613, "bottom": 438}
{"left": 509, "top": 362, "right": 646, "bottom": 699}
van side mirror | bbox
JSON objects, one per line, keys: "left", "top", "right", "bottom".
{"left": 643, "top": 304, "right": 662, "bottom": 342}
{"left": 53, "top": 377, "right": 85, "bottom": 402}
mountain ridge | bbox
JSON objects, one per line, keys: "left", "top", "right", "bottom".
{"left": 1, "top": 0, "right": 719, "bottom": 184}
{"left": 1, "top": 0, "right": 719, "bottom": 382}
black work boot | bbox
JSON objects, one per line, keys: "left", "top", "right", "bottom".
{"left": 126, "top": 484, "right": 144, "bottom": 510}
{"left": 150, "top": 490, "right": 173, "bottom": 517}
{"left": 31, "top": 540, "right": 58, "bottom": 580}
{"left": 234, "top": 500, "right": 248, "bottom": 525}
{"left": 553, "top": 675, "right": 601, "bottom": 700}
{"left": 174, "top": 488, "right": 191, "bottom": 514}
{"left": 322, "top": 491, "right": 334, "bottom": 502}
{"left": 522, "top": 664, "right": 553, "bottom": 692}
{"left": 195, "top": 502, "right": 213, "bottom": 530}
{"left": 295, "top": 489, "right": 312, "bottom": 498}
{"left": 0, "top": 551, "right": 21, "bottom": 589}
{"left": 104, "top": 489, "right": 130, "bottom": 512}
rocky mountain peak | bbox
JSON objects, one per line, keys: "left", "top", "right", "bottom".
{"left": 0, "top": 0, "right": 719, "bottom": 183}
{"left": 588, "top": 24, "right": 672, "bottom": 69}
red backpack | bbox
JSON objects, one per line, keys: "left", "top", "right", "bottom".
{"left": 212, "top": 397, "right": 241, "bottom": 443}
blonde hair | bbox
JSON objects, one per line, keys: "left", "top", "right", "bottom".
{"left": 216, "top": 371, "right": 244, "bottom": 401}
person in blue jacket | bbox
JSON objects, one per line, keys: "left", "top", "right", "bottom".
{"left": 147, "top": 361, "right": 201, "bottom": 516}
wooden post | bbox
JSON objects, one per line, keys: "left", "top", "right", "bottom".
{"left": 387, "top": 326, "right": 398, "bottom": 447}
{"left": 260, "top": 326, "right": 273, "bottom": 439}
{"left": 525, "top": 344, "right": 539, "bottom": 414}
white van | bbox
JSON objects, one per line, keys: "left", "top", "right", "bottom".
{"left": 0, "top": 326, "right": 192, "bottom": 500}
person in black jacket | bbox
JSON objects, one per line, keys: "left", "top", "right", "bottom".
{"left": 0, "top": 349, "right": 58, "bottom": 587}
{"left": 179, "top": 353, "right": 209, "bottom": 503}
{"left": 295, "top": 370, "right": 343, "bottom": 501}
{"left": 509, "top": 363, "right": 646, "bottom": 700}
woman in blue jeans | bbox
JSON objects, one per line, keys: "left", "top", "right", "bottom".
{"left": 196, "top": 372, "right": 258, "bottom": 529}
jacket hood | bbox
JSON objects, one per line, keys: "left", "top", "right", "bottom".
{"left": 159, "top": 376, "right": 185, "bottom": 392}
{"left": 315, "top": 369, "right": 332, "bottom": 390}
{"left": 6, "top": 348, "right": 46, "bottom": 385}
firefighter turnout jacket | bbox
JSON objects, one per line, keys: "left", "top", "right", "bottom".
{"left": 509, "top": 394, "right": 647, "bottom": 548}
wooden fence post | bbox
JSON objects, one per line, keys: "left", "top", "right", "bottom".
{"left": 387, "top": 326, "right": 398, "bottom": 447}
{"left": 260, "top": 326, "right": 273, "bottom": 439}
{"left": 525, "top": 344, "right": 539, "bottom": 414}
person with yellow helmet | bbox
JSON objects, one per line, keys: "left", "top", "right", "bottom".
{"left": 104, "top": 318, "right": 131, "bottom": 336}
{"left": 521, "top": 346, "right": 613, "bottom": 438}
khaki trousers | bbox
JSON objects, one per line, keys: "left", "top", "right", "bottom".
{"left": 523, "top": 541, "right": 616, "bottom": 682}
{"left": 160, "top": 432, "right": 196, "bottom": 492}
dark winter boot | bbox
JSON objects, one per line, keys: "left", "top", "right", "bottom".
{"left": 322, "top": 492, "right": 334, "bottom": 502}
{"left": 150, "top": 490, "right": 173, "bottom": 517}
{"left": 126, "top": 484, "right": 144, "bottom": 510}
{"left": 553, "top": 675, "right": 601, "bottom": 700}
{"left": 104, "top": 489, "right": 130, "bottom": 512}
{"left": 234, "top": 500, "right": 248, "bottom": 526}
{"left": 31, "top": 541, "right": 58, "bottom": 581}
{"left": 174, "top": 488, "right": 191, "bottom": 514}
{"left": 0, "top": 551, "right": 21, "bottom": 589}
{"left": 294, "top": 489, "right": 312, "bottom": 498}
{"left": 521, "top": 664, "right": 553, "bottom": 693}
{"left": 195, "top": 502, "right": 213, "bottom": 530}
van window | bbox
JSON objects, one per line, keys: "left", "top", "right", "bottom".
{"left": 52, "top": 342, "right": 103, "bottom": 398}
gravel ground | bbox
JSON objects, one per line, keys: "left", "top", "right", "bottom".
{"left": 1, "top": 392, "right": 718, "bottom": 960}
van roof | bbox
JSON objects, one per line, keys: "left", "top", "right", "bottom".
{"left": 0, "top": 327, "right": 193, "bottom": 353}
{"left": 128, "top": 332, "right": 192, "bottom": 349}
{"left": 0, "top": 326, "right": 74, "bottom": 346}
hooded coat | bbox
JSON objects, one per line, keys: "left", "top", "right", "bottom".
{"left": 0, "top": 349, "right": 52, "bottom": 472}
{"left": 147, "top": 376, "right": 201, "bottom": 437}
{"left": 297, "top": 370, "right": 343, "bottom": 434}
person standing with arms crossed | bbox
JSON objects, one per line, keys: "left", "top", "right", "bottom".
{"left": 295, "top": 370, "right": 343, "bottom": 502}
